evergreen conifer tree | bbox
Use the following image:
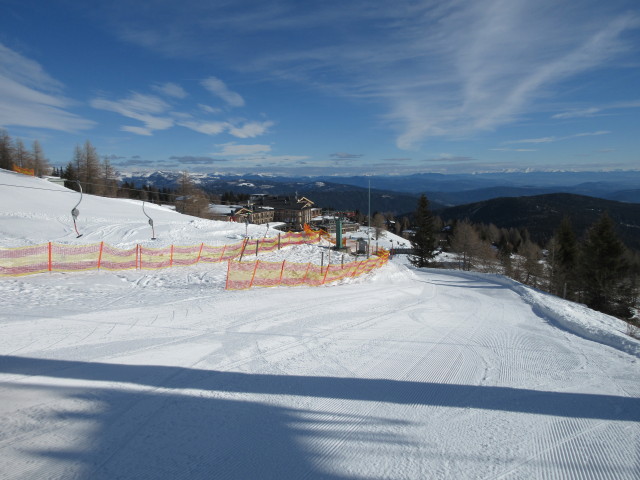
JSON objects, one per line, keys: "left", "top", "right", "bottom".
{"left": 580, "top": 213, "right": 632, "bottom": 318}
{"left": 409, "top": 194, "right": 437, "bottom": 268}
{"left": 553, "top": 216, "right": 578, "bottom": 298}
{"left": 0, "top": 130, "right": 14, "bottom": 170}
{"left": 62, "top": 161, "right": 79, "bottom": 191}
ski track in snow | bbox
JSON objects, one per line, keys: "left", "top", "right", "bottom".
{"left": 1, "top": 169, "right": 639, "bottom": 479}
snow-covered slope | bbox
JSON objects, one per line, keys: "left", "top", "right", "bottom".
{"left": 1, "top": 169, "right": 639, "bottom": 479}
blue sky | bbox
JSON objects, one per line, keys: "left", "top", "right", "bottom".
{"left": 0, "top": 0, "right": 639, "bottom": 175}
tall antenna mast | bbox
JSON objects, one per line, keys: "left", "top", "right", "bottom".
{"left": 367, "top": 178, "right": 371, "bottom": 258}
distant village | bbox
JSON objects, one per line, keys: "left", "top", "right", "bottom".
{"left": 208, "top": 193, "right": 361, "bottom": 234}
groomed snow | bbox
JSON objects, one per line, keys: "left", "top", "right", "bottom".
{"left": 1, "top": 169, "right": 639, "bottom": 479}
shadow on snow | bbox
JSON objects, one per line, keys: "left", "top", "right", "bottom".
{"left": 1, "top": 355, "right": 639, "bottom": 479}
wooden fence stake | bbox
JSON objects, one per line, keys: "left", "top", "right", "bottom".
{"left": 225, "top": 260, "right": 231, "bottom": 290}
{"left": 196, "top": 242, "right": 204, "bottom": 263}
{"left": 97, "top": 241, "right": 104, "bottom": 269}
{"left": 322, "top": 264, "right": 330, "bottom": 285}
{"left": 279, "top": 260, "right": 286, "bottom": 285}
{"left": 249, "top": 260, "right": 260, "bottom": 288}
{"left": 239, "top": 238, "right": 248, "bottom": 261}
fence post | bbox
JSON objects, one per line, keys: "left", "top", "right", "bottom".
{"left": 98, "top": 241, "right": 104, "bottom": 270}
{"left": 196, "top": 242, "right": 204, "bottom": 263}
{"left": 302, "top": 262, "right": 312, "bottom": 284}
{"left": 136, "top": 244, "right": 140, "bottom": 269}
{"left": 249, "top": 260, "right": 260, "bottom": 288}
{"left": 256, "top": 239, "right": 259, "bottom": 256}
{"left": 170, "top": 245, "right": 174, "bottom": 267}
{"left": 219, "top": 244, "right": 227, "bottom": 262}
{"left": 279, "top": 260, "right": 286, "bottom": 285}
{"left": 322, "top": 264, "right": 330, "bottom": 285}
{"left": 225, "top": 260, "right": 231, "bottom": 290}
{"left": 48, "top": 242, "right": 52, "bottom": 272}
{"left": 278, "top": 233, "right": 281, "bottom": 250}
{"left": 239, "top": 238, "right": 248, "bottom": 261}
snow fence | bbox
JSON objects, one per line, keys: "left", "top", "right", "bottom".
{"left": 225, "top": 251, "right": 389, "bottom": 290}
{"left": 0, "top": 231, "right": 320, "bottom": 277}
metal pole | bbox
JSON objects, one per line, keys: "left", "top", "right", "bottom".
{"left": 142, "top": 201, "right": 156, "bottom": 240}
{"left": 71, "top": 180, "right": 83, "bottom": 238}
{"left": 367, "top": 179, "right": 371, "bottom": 258}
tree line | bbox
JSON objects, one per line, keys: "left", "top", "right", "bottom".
{"left": 408, "top": 194, "right": 639, "bottom": 323}
{"left": 0, "top": 130, "right": 218, "bottom": 218}
{"left": 0, "top": 129, "right": 51, "bottom": 177}
{"left": 60, "top": 147, "right": 213, "bottom": 218}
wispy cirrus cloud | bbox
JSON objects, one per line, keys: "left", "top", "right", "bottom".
{"left": 228, "top": 120, "right": 274, "bottom": 138}
{"left": 102, "top": 1, "right": 640, "bottom": 150}
{"left": 424, "top": 155, "right": 475, "bottom": 163}
{"left": 177, "top": 120, "right": 228, "bottom": 136}
{"left": 552, "top": 107, "right": 602, "bottom": 119}
{"left": 169, "top": 155, "right": 228, "bottom": 165}
{"left": 92, "top": 80, "right": 273, "bottom": 138}
{"left": 201, "top": 77, "right": 245, "bottom": 108}
{"left": 491, "top": 148, "right": 537, "bottom": 152}
{"left": 0, "top": 43, "right": 94, "bottom": 132}
{"left": 177, "top": 119, "right": 273, "bottom": 138}
{"left": 505, "top": 130, "right": 611, "bottom": 145}
{"left": 330, "top": 152, "right": 364, "bottom": 160}
{"left": 152, "top": 82, "right": 187, "bottom": 99}
{"left": 213, "top": 143, "right": 271, "bottom": 156}
{"left": 552, "top": 101, "right": 640, "bottom": 119}
{"left": 91, "top": 92, "right": 174, "bottom": 135}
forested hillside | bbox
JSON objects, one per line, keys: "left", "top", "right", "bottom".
{"left": 438, "top": 193, "right": 640, "bottom": 251}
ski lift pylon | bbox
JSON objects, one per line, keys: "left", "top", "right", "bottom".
{"left": 142, "top": 201, "right": 156, "bottom": 240}
{"left": 71, "top": 180, "right": 83, "bottom": 238}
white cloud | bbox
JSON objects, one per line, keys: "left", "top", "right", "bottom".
{"left": 552, "top": 107, "right": 601, "bottom": 119}
{"left": 102, "top": 1, "right": 640, "bottom": 149}
{"left": 228, "top": 120, "right": 274, "bottom": 138}
{"left": 198, "top": 103, "right": 222, "bottom": 114}
{"left": 201, "top": 76, "right": 245, "bottom": 107}
{"left": 505, "top": 131, "right": 611, "bottom": 145}
{"left": 91, "top": 92, "right": 173, "bottom": 135}
{"left": 0, "top": 43, "right": 62, "bottom": 92}
{"left": 574, "top": 130, "right": 611, "bottom": 138}
{"left": 152, "top": 82, "right": 187, "bottom": 99}
{"left": 553, "top": 101, "right": 640, "bottom": 119}
{"left": 330, "top": 152, "right": 364, "bottom": 160}
{"left": 178, "top": 120, "right": 229, "bottom": 135}
{"left": 177, "top": 119, "right": 273, "bottom": 138}
{"left": 506, "top": 136, "right": 556, "bottom": 145}
{"left": 491, "top": 148, "right": 537, "bottom": 152}
{"left": 121, "top": 126, "right": 153, "bottom": 136}
{"left": 214, "top": 143, "right": 271, "bottom": 156}
{"left": 0, "top": 43, "right": 94, "bottom": 132}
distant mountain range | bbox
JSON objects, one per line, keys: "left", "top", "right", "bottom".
{"left": 119, "top": 170, "right": 640, "bottom": 250}
{"left": 119, "top": 171, "right": 430, "bottom": 214}
{"left": 120, "top": 170, "right": 640, "bottom": 210}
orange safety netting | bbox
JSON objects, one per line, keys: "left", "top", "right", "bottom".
{"left": 226, "top": 250, "right": 389, "bottom": 290}
{"left": 0, "top": 230, "right": 324, "bottom": 277}
{"left": 304, "top": 223, "right": 334, "bottom": 243}
{"left": 12, "top": 165, "right": 35, "bottom": 176}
